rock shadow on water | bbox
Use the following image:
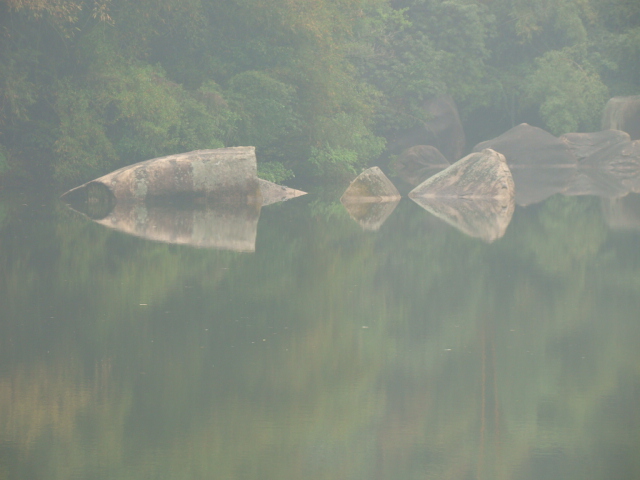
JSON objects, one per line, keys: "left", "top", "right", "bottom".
{"left": 341, "top": 199, "right": 401, "bottom": 232}
{"left": 601, "top": 193, "right": 640, "bottom": 232}
{"left": 408, "top": 149, "right": 515, "bottom": 243}
{"left": 66, "top": 197, "right": 262, "bottom": 252}
{"left": 561, "top": 132, "right": 640, "bottom": 199}
{"left": 62, "top": 182, "right": 306, "bottom": 252}
{"left": 340, "top": 167, "right": 401, "bottom": 231}
{"left": 409, "top": 196, "right": 514, "bottom": 243}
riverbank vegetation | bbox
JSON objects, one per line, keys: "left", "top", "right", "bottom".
{"left": 1, "top": 0, "right": 639, "bottom": 187}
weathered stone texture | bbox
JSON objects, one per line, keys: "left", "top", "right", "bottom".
{"left": 340, "top": 167, "right": 401, "bottom": 203}
{"left": 408, "top": 149, "right": 515, "bottom": 242}
{"left": 561, "top": 130, "right": 631, "bottom": 161}
{"left": 259, "top": 179, "right": 307, "bottom": 206}
{"left": 409, "top": 149, "right": 514, "bottom": 201}
{"left": 62, "top": 147, "right": 261, "bottom": 204}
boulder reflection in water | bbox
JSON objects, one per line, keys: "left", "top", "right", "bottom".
{"left": 91, "top": 201, "right": 261, "bottom": 252}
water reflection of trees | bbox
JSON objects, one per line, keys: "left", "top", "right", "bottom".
{"left": 0, "top": 194, "right": 639, "bottom": 478}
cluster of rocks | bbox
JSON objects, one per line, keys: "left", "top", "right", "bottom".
{"left": 61, "top": 96, "right": 640, "bottom": 246}
{"left": 342, "top": 149, "right": 515, "bottom": 242}
{"left": 342, "top": 95, "right": 640, "bottom": 241}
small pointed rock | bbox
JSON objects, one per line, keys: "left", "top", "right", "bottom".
{"left": 340, "top": 167, "right": 401, "bottom": 231}
{"left": 340, "top": 167, "right": 401, "bottom": 203}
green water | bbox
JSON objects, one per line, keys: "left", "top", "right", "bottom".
{"left": 1, "top": 189, "right": 639, "bottom": 480}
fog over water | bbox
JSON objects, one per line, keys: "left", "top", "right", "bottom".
{"left": 1, "top": 183, "right": 639, "bottom": 479}
{"left": 2, "top": 1, "right": 640, "bottom": 478}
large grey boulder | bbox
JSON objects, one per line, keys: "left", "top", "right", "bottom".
{"left": 560, "top": 129, "right": 631, "bottom": 161}
{"left": 408, "top": 149, "right": 515, "bottom": 242}
{"left": 473, "top": 123, "right": 577, "bottom": 206}
{"left": 602, "top": 96, "right": 640, "bottom": 140}
{"left": 409, "top": 149, "right": 514, "bottom": 200}
{"left": 61, "top": 147, "right": 262, "bottom": 205}
{"left": 389, "top": 145, "right": 450, "bottom": 187}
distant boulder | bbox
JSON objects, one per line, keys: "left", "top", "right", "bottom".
{"left": 560, "top": 129, "right": 631, "bottom": 162}
{"left": 473, "top": 123, "right": 577, "bottom": 206}
{"left": 602, "top": 96, "right": 640, "bottom": 140}
{"left": 389, "top": 145, "right": 449, "bottom": 187}
{"left": 387, "top": 95, "right": 465, "bottom": 163}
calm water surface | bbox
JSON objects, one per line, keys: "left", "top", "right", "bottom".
{"left": 1, "top": 188, "right": 639, "bottom": 480}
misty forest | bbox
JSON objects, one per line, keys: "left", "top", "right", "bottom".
{"left": 3, "top": 2, "right": 640, "bottom": 479}
{"left": 1, "top": 0, "right": 639, "bottom": 188}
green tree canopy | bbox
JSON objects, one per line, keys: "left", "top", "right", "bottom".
{"left": 0, "top": 0, "right": 638, "bottom": 186}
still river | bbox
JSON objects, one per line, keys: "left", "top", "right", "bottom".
{"left": 1, "top": 186, "right": 639, "bottom": 480}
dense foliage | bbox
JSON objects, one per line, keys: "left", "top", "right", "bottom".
{"left": 0, "top": 0, "right": 639, "bottom": 187}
